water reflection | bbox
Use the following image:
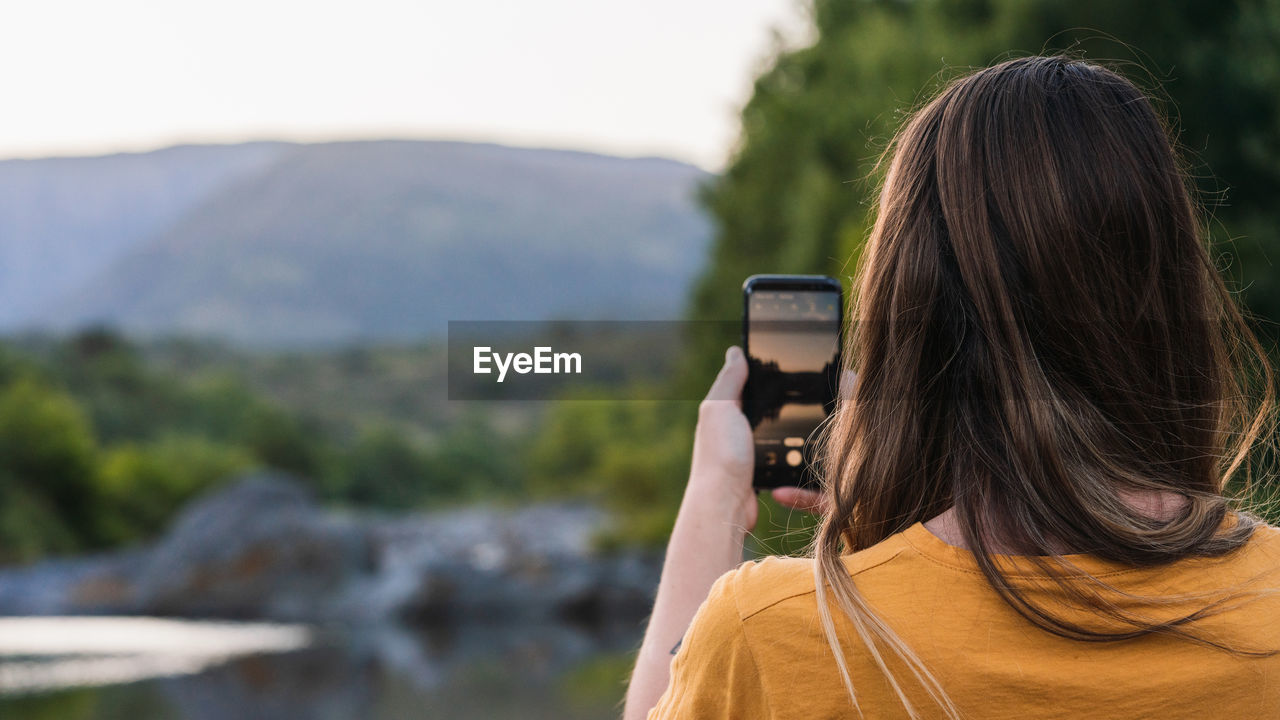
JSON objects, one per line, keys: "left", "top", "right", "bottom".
{"left": 0, "top": 617, "right": 312, "bottom": 695}
{"left": 0, "top": 618, "right": 640, "bottom": 719}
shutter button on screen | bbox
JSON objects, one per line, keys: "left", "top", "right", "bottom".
{"left": 783, "top": 438, "right": 804, "bottom": 466}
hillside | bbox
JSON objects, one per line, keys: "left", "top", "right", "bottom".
{"left": 0, "top": 143, "right": 286, "bottom": 327}
{"left": 24, "top": 140, "right": 711, "bottom": 346}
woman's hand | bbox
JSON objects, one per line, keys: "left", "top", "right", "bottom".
{"left": 690, "top": 345, "right": 831, "bottom": 522}
{"left": 686, "top": 345, "right": 757, "bottom": 529}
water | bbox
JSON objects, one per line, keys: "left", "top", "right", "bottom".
{"left": 0, "top": 617, "right": 640, "bottom": 719}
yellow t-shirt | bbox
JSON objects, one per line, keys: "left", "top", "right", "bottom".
{"left": 649, "top": 519, "right": 1280, "bottom": 719}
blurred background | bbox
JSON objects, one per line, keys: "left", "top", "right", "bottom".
{"left": 1, "top": 0, "right": 1278, "bottom": 718}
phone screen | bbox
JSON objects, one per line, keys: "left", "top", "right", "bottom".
{"left": 744, "top": 283, "right": 841, "bottom": 488}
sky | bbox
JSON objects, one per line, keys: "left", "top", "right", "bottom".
{"left": 0, "top": 0, "right": 813, "bottom": 171}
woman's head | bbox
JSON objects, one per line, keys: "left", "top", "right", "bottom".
{"left": 835, "top": 53, "right": 1274, "bottom": 555}
{"left": 812, "top": 54, "right": 1276, "bottom": 718}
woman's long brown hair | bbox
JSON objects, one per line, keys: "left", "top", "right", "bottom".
{"left": 811, "top": 55, "right": 1278, "bottom": 718}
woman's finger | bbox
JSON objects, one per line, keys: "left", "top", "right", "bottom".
{"left": 704, "top": 346, "right": 748, "bottom": 406}
{"left": 771, "top": 486, "right": 826, "bottom": 515}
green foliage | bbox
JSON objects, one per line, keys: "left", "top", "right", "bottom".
{"left": 0, "top": 377, "right": 103, "bottom": 559}
{"left": 0, "top": 331, "right": 524, "bottom": 561}
{"left": 538, "top": 0, "right": 1280, "bottom": 550}
{"left": 327, "top": 424, "right": 433, "bottom": 508}
{"left": 320, "top": 411, "right": 522, "bottom": 508}
{"left": 141, "top": 339, "right": 462, "bottom": 450}
{"left": 749, "top": 496, "right": 823, "bottom": 558}
{"left": 558, "top": 651, "right": 637, "bottom": 710}
{"left": 527, "top": 393, "right": 696, "bottom": 547}
{"left": 0, "top": 688, "right": 99, "bottom": 720}
{"left": 46, "top": 329, "right": 192, "bottom": 445}
{"left": 178, "top": 374, "right": 324, "bottom": 479}
{"left": 422, "top": 410, "right": 523, "bottom": 501}
{"left": 0, "top": 345, "right": 279, "bottom": 559}
{"left": 237, "top": 405, "right": 323, "bottom": 479}
{"left": 694, "top": 0, "right": 1280, "bottom": 373}
{"left": 0, "top": 482, "right": 82, "bottom": 563}
{"left": 96, "top": 436, "right": 254, "bottom": 545}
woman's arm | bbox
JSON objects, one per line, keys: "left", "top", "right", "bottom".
{"left": 622, "top": 346, "right": 825, "bottom": 719}
{"left": 622, "top": 347, "right": 757, "bottom": 720}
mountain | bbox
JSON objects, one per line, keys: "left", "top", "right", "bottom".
{"left": 0, "top": 143, "right": 286, "bottom": 326}
{"left": 14, "top": 141, "right": 712, "bottom": 347}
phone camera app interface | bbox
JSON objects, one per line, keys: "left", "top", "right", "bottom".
{"left": 746, "top": 290, "right": 840, "bottom": 479}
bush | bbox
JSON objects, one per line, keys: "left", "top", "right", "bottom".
{"left": 96, "top": 436, "right": 254, "bottom": 544}
{"left": 0, "top": 377, "right": 103, "bottom": 557}
{"left": 327, "top": 424, "right": 434, "bottom": 508}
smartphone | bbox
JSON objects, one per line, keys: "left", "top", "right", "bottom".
{"left": 742, "top": 274, "right": 843, "bottom": 489}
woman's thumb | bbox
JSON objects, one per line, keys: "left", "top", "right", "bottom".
{"left": 705, "top": 346, "right": 747, "bottom": 404}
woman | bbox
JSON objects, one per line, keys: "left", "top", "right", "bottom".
{"left": 624, "top": 55, "right": 1280, "bottom": 719}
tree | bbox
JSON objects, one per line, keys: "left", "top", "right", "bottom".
{"left": 692, "top": 0, "right": 1280, "bottom": 382}
{"left": 96, "top": 436, "right": 254, "bottom": 544}
{"left": 573, "top": 0, "right": 1280, "bottom": 548}
{"left": 0, "top": 378, "right": 102, "bottom": 559}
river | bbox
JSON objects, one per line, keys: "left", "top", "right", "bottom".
{"left": 0, "top": 616, "right": 640, "bottom": 719}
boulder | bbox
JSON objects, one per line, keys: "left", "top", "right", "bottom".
{"left": 133, "top": 474, "right": 373, "bottom": 620}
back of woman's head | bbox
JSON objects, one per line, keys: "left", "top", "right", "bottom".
{"left": 812, "top": 54, "right": 1277, "bottom": 719}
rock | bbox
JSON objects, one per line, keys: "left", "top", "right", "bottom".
{"left": 0, "top": 474, "right": 660, "bottom": 624}
{"left": 134, "top": 474, "right": 373, "bottom": 620}
{"left": 0, "top": 549, "right": 148, "bottom": 616}
{"left": 333, "top": 502, "right": 660, "bottom": 625}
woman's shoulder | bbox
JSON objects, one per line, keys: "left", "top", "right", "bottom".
{"left": 722, "top": 531, "right": 918, "bottom": 621}
{"left": 1249, "top": 519, "right": 1280, "bottom": 540}
{"left": 718, "top": 555, "right": 813, "bottom": 620}
{"left": 1243, "top": 518, "right": 1280, "bottom": 561}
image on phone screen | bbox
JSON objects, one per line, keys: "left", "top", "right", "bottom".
{"left": 743, "top": 279, "right": 841, "bottom": 488}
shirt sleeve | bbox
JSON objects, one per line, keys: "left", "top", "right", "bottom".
{"left": 647, "top": 564, "right": 772, "bottom": 719}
